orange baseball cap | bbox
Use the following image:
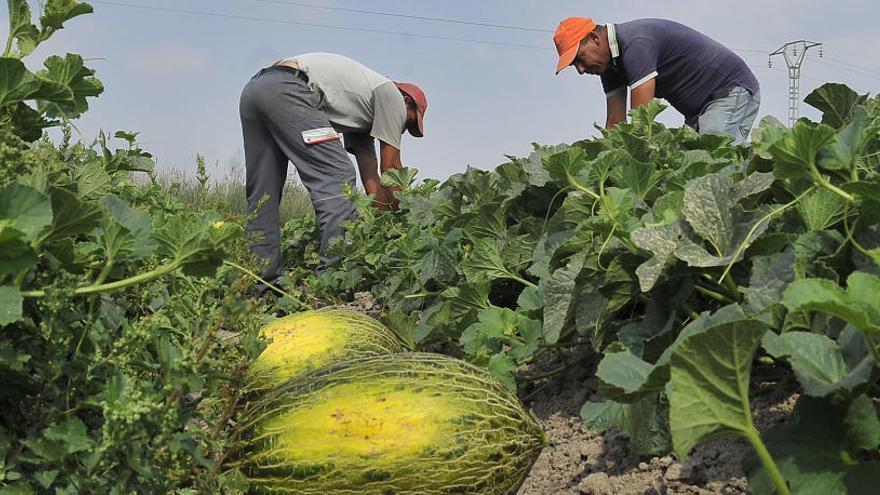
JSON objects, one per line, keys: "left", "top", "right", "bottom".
{"left": 554, "top": 17, "right": 597, "bottom": 74}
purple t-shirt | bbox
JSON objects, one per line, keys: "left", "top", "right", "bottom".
{"left": 600, "top": 19, "right": 759, "bottom": 120}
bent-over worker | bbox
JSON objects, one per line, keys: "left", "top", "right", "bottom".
{"left": 239, "top": 53, "right": 427, "bottom": 293}
{"left": 554, "top": 17, "right": 760, "bottom": 143}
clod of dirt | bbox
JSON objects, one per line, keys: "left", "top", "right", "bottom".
{"left": 577, "top": 472, "right": 612, "bottom": 495}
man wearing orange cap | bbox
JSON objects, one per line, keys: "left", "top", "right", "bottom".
{"left": 240, "top": 53, "right": 427, "bottom": 292}
{"left": 554, "top": 18, "right": 759, "bottom": 143}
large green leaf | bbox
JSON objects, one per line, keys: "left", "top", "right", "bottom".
{"left": 762, "top": 331, "right": 873, "bottom": 397}
{"left": 610, "top": 154, "right": 662, "bottom": 199}
{"left": 752, "top": 116, "right": 788, "bottom": 160}
{"left": 581, "top": 393, "right": 670, "bottom": 455}
{"left": 74, "top": 161, "right": 112, "bottom": 199}
{"left": 543, "top": 146, "right": 589, "bottom": 187}
{"left": 744, "top": 249, "right": 795, "bottom": 314}
{"left": 769, "top": 122, "right": 837, "bottom": 179}
{"left": 0, "top": 182, "right": 52, "bottom": 243}
{"left": 792, "top": 230, "right": 846, "bottom": 279}
{"left": 460, "top": 307, "right": 517, "bottom": 357}
{"left": 618, "top": 289, "right": 682, "bottom": 358}
{"left": 674, "top": 211, "right": 770, "bottom": 268}
{"left": 414, "top": 236, "right": 457, "bottom": 284}
{"left": 0, "top": 222, "right": 37, "bottom": 278}
{"left": 595, "top": 351, "right": 658, "bottom": 399}
{"left": 746, "top": 395, "right": 880, "bottom": 495}
{"left": 540, "top": 252, "right": 584, "bottom": 343}
{"left": 39, "top": 0, "right": 94, "bottom": 36}
{"left": 818, "top": 106, "right": 868, "bottom": 172}
{"left": 8, "top": 100, "right": 51, "bottom": 141}
{"left": 782, "top": 272, "right": 880, "bottom": 336}
{"left": 683, "top": 173, "right": 736, "bottom": 253}
{"left": 597, "top": 306, "right": 751, "bottom": 402}
{"left": 527, "top": 230, "right": 573, "bottom": 280}
{"left": 442, "top": 281, "right": 491, "bottom": 318}
{"left": 153, "top": 213, "right": 240, "bottom": 277}
{"left": 35, "top": 53, "right": 103, "bottom": 118}
{"left": 796, "top": 187, "right": 846, "bottom": 231}
{"left": 842, "top": 181, "right": 880, "bottom": 225}
{"left": 731, "top": 172, "right": 775, "bottom": 202}
{"left": 501, "top": 233, "right": 537, "bottom": 274}
{"left": 460, "top": 307, "right": 540, "bottom": 360}
{"left": 0, "top": 58, "right": 40, "bottom": 109}
{"left": 462, "top": 203, "right": 507, "bottom": 241}
{"left": 668, "top": 319, "right": 769, "bottom": 457}
{"left": 95, "top": 195, "right": 157, "bottom": 267}
{"left": 380, "top": 167, "right": 418, "bottom": 191}
{"left": 646, "top": 190, "right": 684, "bottom": 226}
{"left": 35, "top": 187, "right": 101, "bottom": 246}
{"left": 635, "top": 204, "right": 771, "bottom": 275}
{"left": 0, "top": 285, "right": 23, "bottom": 325}
{"left": 462, "top": 237, "right": 528, "bottom": 285}
{"left": 804, "top": 83, "right": 868, "bottom": 129}
{"left": 22, "top": 418, "right": 93, "bottom": 464}
{"left": 521, "top": 144, "right": 568, "bottom": 187}
{"left": 5, "top": 0, "right": 39, "bottom": 57}
{"left": 652, "top": 172, "right": 773, "bottom": 269}
{"left": 632, "top": 222, "right": 681, "bottom": 292}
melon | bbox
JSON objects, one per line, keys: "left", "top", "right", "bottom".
{"left": 233, "top": 353, "right": 546, "bottom": 494}
{"left": 246, "top": 309, "right": 408, "bottom": 392}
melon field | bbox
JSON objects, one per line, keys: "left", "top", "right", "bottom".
{"left": 2, "top": 2, "right": 880, "bottom": 494}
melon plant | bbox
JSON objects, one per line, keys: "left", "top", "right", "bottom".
{"left": 232, "top": 353, "right": 546, "bottom": 494}
{"left": 246, "top": 309, "right": 409, "bottom": 391}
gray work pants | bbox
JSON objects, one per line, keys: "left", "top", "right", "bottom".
{"left": 239, "top": 66, "right": 357, "bottom": 292}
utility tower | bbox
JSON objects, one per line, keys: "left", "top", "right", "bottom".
{"left": 769, "top": 40, "right": 823, "bottom": 126}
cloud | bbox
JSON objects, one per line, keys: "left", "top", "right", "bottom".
{"left": 124, "top": 41, "right": 214, "bottom": 84}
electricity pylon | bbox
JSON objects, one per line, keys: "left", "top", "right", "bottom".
{"left": 769, "top": 41, "right": 823, "bottom": 127}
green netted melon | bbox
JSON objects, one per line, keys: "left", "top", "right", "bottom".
{"left": 232, "top": 353, "right": 546, "bottom": 495}
{"left": 246, "top": 309, "right": 408, "bottom": 391}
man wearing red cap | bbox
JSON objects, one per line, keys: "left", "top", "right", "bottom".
{"left": 240, "top": 53, "right": 427, "bottom": 292}
{"left": 554, "top": 18, "right": 759, "bottom": 143}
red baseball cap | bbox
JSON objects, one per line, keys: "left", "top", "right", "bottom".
{"left": 554, "top": 17, "right": 597, "bottom": 74}
{"left": 394, "top": 82, "right": 427, "bottom": 137}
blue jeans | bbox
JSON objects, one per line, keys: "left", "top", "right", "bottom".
{"left": 686, "top": 86, "right": 761, "bottom": 144}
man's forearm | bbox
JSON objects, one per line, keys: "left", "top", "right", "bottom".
{"left": 605, "top": 90, "right": 627, "bottom": 129}
{"left": 605, "top": 116, "right": 625, "bottom": 129}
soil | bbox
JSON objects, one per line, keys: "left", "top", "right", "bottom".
{"left": 516, "top": 347, "right": 798, "bottom": 495}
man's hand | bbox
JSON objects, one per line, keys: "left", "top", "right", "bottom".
{"left": 353, "top": 152, "right": 389, "bottom": 209}
{"left": 379, "top": 142, "right": 402, "bottom": 210}
{"left": 630, "top": 79, "right": 656, "bottom": 109}
{"left": 353, "top": 142, "right": 404, "bottom": 211}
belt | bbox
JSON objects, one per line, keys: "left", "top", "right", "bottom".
{"left": 259, "top": 65, "right": 309, "bottom": 83}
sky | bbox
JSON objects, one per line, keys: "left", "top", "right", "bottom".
{"left": 3, "top": 0, "right": 880, "bottom": 183}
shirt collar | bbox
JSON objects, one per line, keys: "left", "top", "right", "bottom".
{"left": 607, "top": 23, "right": 620, "bottom": 60}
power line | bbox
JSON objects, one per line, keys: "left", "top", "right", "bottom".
{"left": 251, "top": 0, "right": 772, "bottom": 58}
{"left": 89, "top": 0, "right": 552, "bottom": 50}
{"left": 806, "top": 56, "right": 880, "bottom": 81}
{"left": 247, "top": 0, "right": 553, "bottom": 33}
{"left": 92, "top": 0, "right": 770, "bottom": 60}
{"left": 822, "top": 55, "right": 880, "bottom": 78}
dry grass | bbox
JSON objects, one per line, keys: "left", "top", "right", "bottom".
{"left": 155, "top": 156, "right": 314, "bottom": 224}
